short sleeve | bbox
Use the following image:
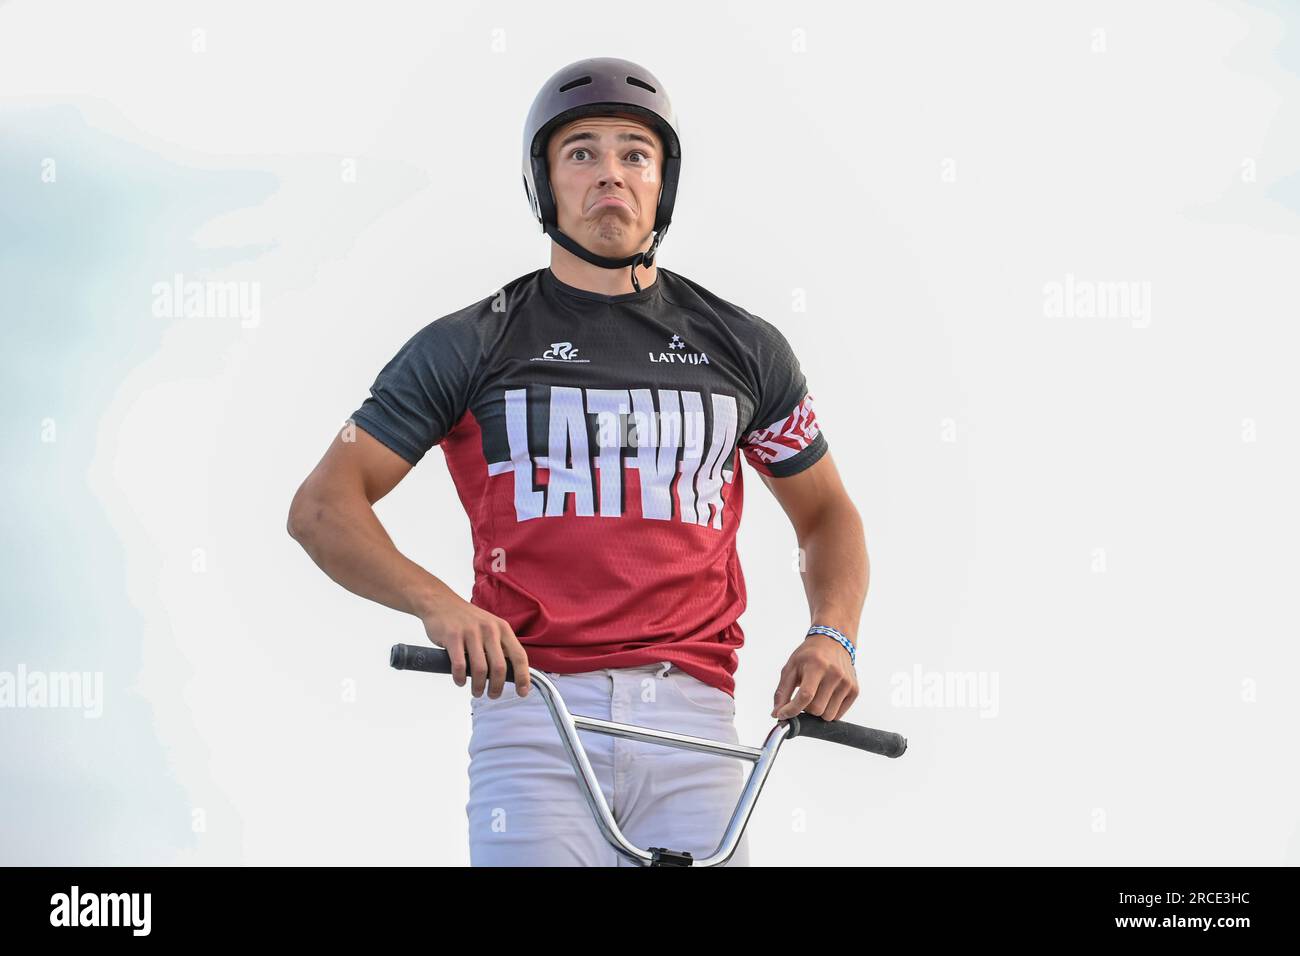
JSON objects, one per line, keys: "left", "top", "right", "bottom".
{"left": 348, "top": 313, "right": 481, "bottom": 466}
{"left": 739, "top": 318, "right": 828, "bottom": 478}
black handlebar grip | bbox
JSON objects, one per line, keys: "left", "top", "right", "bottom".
{"left": 786, "top": 713, "right": 907, "bottom": 757}
{"left": 389, "top": 644, "right": 518, "bottom": 684}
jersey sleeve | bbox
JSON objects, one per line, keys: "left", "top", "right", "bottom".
{"left": 348, "top": 313, "right": 482, "bottom": 466}
{"left": 739, "top": 317, "right": 829, "bottom": 478}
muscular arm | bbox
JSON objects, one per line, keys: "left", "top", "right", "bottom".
{"left": 760, "top": 451, "right": 869, "bottom": 646}
{"left": 287, "top": 424, "right": 455, "bottom": 618}
{"left": 286, "top": 423, "right": 530, "bottom": 697}
{"left": 758, "top": 451, "right": 869, "bottom": 721}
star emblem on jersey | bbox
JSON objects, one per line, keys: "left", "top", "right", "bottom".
{"left": 649, "top": 333, "right": 709, "bottom": 365}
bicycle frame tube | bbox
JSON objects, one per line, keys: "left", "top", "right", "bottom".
{"left": 525, "top": 670, "right": 793, "bottom": 867}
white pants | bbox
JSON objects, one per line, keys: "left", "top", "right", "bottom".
{"left": 465, "top": 660, "right": 751, "bottom": 866}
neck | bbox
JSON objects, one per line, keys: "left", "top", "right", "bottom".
{"left": 548, "top": 241, "right": 658, "bottom": 296}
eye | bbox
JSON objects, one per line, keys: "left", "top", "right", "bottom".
{"left": 628, "top": 151, "right": 648, "bottom": 164}
{"left": 570, "top": 147, "right": 591, "bottom": 161}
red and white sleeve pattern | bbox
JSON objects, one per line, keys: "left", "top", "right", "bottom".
{"left": 740, "top": 393, "right": 824, "bottom": 476}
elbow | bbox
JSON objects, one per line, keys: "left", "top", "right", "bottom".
{"left": 286, "top": 487, "right": 318, "bottom": 543}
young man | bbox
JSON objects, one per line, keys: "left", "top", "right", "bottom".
{"left": 288, "top": 57, "right": 868, "bottom": 866}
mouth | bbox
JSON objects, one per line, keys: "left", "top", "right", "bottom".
{"left": 589, "top": 195, "right": 633, "bottom": 213}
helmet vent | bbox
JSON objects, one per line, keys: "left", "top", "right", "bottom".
{"left": 558, "top": 76, "right": 593, "bottom": 93}
{"left": 626, "top": 76, "right": 656, "bottom": 94}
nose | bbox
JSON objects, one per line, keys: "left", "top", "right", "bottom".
{"left": 595, "top": 149, "right": 625, "bottom": 187}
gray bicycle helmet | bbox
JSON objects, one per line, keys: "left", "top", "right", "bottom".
{"left": 523, "top": 57, "right": 682, "bottom": 290}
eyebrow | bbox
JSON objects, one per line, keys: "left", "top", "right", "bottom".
{"left": 556, "top": 130, "right": 658, "bottom": 151}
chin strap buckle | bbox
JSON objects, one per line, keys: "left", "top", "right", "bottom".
{"left": 630, "top": 229, "right": 667, "bottom": 292}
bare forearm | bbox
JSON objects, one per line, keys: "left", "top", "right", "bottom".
{"left": 798, "top": 503, "right": 869, "bottom": 646}
{"left": 288, "top": 493, "right": 455, "bottom": 619}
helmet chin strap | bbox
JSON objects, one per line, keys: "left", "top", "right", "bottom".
{"left": 544, "top": 224, "right": 668, "bottom": 293}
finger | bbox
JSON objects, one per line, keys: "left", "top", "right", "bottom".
{"left": 775, "top": 684, "right": 817, "bottom": 721}
{"left": 776, "top": 673, "right": 824, "bottom": 720}
{"left": 482, "top": 625, "right": 508, "bottom": 699}
{"left": 444, "top": 637, "right": 468, "bottom": 688}
{"left": 806, "top": 674, "right": 840, "bottom": 719}
{"left": 771, "top": 664, "right": 799, "bottom": 718}
{"left": 502, "top": 625, "right": 531, "bottom": 697}
{"left": 837, "top": 686, "right": 860, "bottom": 723}
{"left": 821, "top": 684, "right": 854, "bottom": 723}
{"left": 464, "top": 634, "right": 489, "bottom": 698}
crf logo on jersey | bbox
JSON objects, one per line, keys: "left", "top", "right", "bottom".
{"left": 490, "top": 385, "right": 739, "bottom": 530}
{"left": 533, "top": 341, "right": 590, "bottom": 363}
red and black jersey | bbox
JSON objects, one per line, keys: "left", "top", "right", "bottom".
{"left": 350, "top": 266, "right": 827, "bottom": 696}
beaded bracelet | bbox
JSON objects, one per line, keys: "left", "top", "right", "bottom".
{"left": 807, "top": 624, "right": 855, "bottom": 665}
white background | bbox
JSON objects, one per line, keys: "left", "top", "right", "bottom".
{"left": 1, "top": 0, "right": 1297, "bottom": 865}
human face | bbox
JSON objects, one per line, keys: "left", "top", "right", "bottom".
{"left": 546, "top": 114, "right": 663, "bottom": 257}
